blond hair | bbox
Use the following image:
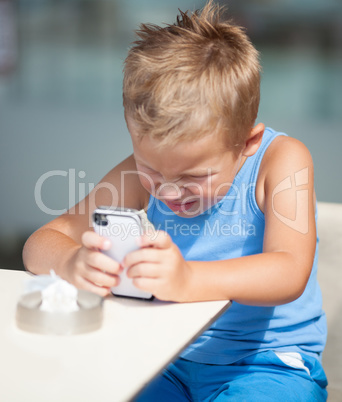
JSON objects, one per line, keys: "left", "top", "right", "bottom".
{"left": 123, "top": 1, "right": 260, "bottom": 148}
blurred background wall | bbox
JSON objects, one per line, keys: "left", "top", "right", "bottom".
{"left": 1, "top": 0, "right": 341, "bottom": 270}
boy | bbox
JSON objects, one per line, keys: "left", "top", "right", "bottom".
{"left": 23, "top": 1, "right": 328, "bottom": 400}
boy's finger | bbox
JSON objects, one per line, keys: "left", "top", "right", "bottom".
{"left": 77, "top": 276, "right": 111, "bottom": 298}
{"left": 86, "top": 267, "right": 120, "bottom": 288}
{"left": 86, "top": 250, "right": 122, "bottom": 274}
{"left": 82, "top": 231, "right": 111, "bottom": 250}
{"left": 132, "top": 276, "right": 156, "bottom": 294}
{"left": 140, "top": 230, "right": 171, "bottom": 249}
{"left": 124, "top": 247, "right": 160, "bottom": 270}
{"left": 127, "top": 262, "right": 159, "bottom": 279}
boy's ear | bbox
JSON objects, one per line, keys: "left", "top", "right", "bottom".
{"left": 242, "top": 123, "right": 265, "bottom": 157}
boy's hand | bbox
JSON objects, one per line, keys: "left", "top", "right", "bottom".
{"left": 124, "top": 231, "right": 192, "bottom": 302}
{"left": 64, "top": 231, "right": 122, "bottom": 297}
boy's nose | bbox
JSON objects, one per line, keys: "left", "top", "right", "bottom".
{"left": 157, "top": 182, "right": 185, "bottom": 200}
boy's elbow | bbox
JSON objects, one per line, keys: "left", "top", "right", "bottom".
{"left": 279, "top": 285, "right": 306, "bottom": 305}
{"left": 286, "top": 265, "right": 312, "bottom": 303}
{"left": 22, "top": 235, "right": 35, "bottom": 273}
{"left": 289, "top": 284, "right": 306, "bottom": 303}
{"left": 22, "top": 229, "right": 46, "bottom": 274}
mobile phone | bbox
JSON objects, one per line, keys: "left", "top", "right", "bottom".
{"left": 92, "top": 207, "right": 153, "bottom": 300}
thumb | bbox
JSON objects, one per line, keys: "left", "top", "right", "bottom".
{"left": 140, "top": 230, "right": 172, "bottom": 249}
{"left": 81, "top": 231, "right": 111, "bottom": 250}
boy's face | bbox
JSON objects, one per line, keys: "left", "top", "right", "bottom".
{"left": 128, "top": 120, "right": 244, "bottom": 218}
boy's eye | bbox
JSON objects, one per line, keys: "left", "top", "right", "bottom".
{"left": 188, "top": 175, "right": 207, "bottom": 180}
{"left": 187, "top": 173, "right": 214, "bottom": 180}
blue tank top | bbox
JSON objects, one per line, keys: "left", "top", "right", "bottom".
{"left": 147, "top": 127, "right": 327, "bottom": 364}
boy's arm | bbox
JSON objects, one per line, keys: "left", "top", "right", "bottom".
{"left": 23, "top": 155, "right": 149, "bottom": 296}
{"left": 126, "top": 137, "right": 317, "bottom": 305}
{"left": 187, "top": 136, "right": 316, "bottom": 305}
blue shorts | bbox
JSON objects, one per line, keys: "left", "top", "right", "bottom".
{"left": 135, "top": 351, "right": 327, "bottom": 401}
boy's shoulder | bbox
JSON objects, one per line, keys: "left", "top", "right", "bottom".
{"left": 262, "top": 134, "right": 313, "bottom": 175}
{"left": 256, "top": 134, "right": 314, "bottom": 212}
{"left": 263, "top": 133, "right": 312, "bottom": 161}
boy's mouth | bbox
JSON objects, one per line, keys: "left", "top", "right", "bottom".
{"left": 165, "top": 200, "right": 197, "bottom": 213}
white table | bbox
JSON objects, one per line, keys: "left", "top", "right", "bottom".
{"left": 0, "top": 269, "right": 230, "bottom": 402}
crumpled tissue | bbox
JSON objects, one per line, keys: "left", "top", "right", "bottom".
{"left": 24, "top": 270, "right": 79, "bottom": 313}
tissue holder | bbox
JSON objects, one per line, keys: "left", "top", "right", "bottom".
{"left": 16, "top": 290, "right": 103, "bottom": 335}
